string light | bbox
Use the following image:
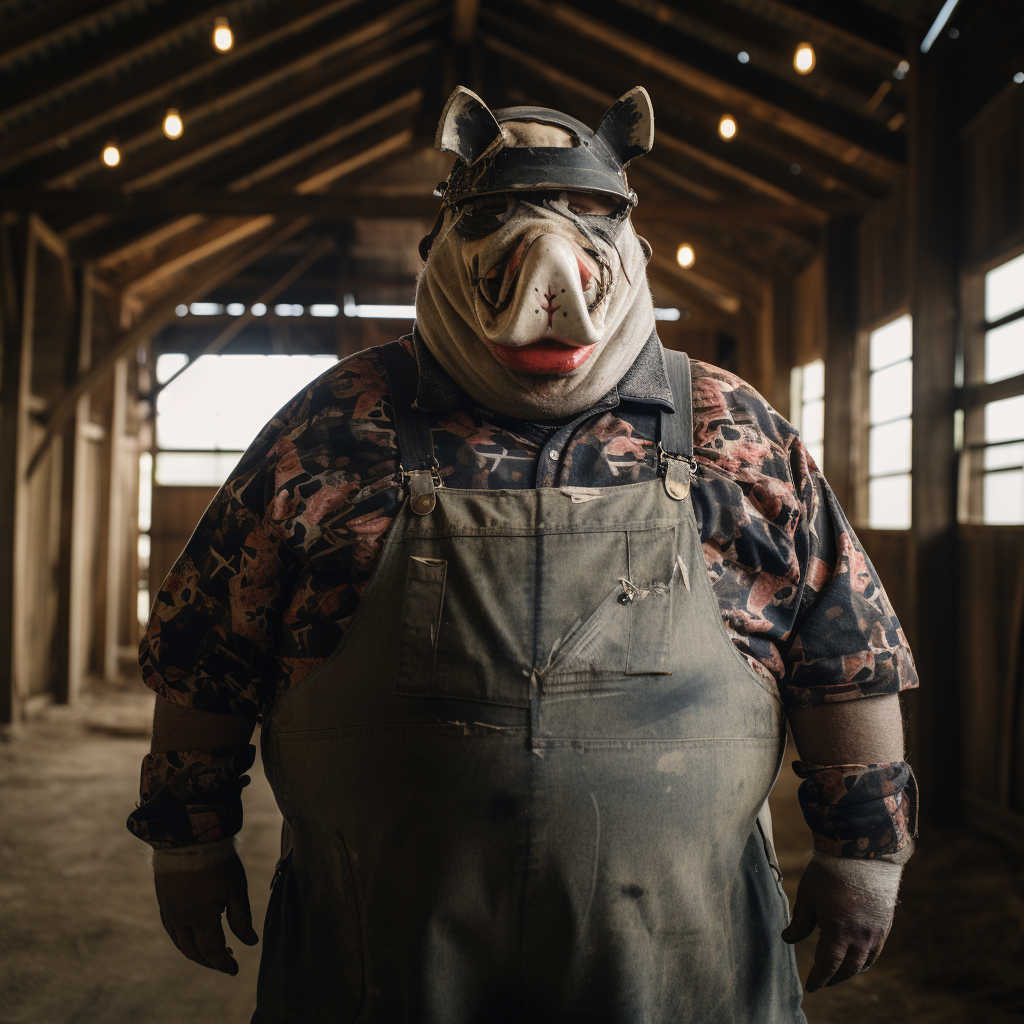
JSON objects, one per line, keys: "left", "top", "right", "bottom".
{"left": 102, "top": 143, "right": 120, "bottom": 167}
{"left": 718, "top": 115, "right": 737, "bottom": 141}
{"left": 676, "top": 244, "right": 695, "bottom": 269}
{"left": 162, "top": 108, "right": 183, "bottom": 139}
{"left": 794, "top": 43, "right": 815, "bottom": 74}
{"left": 212, "top": 16, "right": 233, "bottom": 52}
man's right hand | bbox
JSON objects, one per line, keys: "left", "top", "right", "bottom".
{"left": 154, "top": 850, "right": 259, "bottom": 975}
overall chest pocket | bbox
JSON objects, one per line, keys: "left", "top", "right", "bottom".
{"left": 394, "top": 526, "right": 677, "bottom": 705}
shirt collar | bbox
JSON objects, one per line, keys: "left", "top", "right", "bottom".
{"left": 411, "top": 327, "right": 675, "bottom": 416}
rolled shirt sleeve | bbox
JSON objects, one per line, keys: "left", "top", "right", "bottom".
{"left": 689, "top": 360, "right": 919, "bottom": 708}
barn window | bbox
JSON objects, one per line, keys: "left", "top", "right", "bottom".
{"left": 962, "top": 250, "right": 1024, "bottom": 525}
{"left": 979, "top": 253, "right": 1024, "bottom": 524}
{"left": 153, "top": 353, "right": 338, "bottom": 485}
{"left": 866, "top": 314, "right": 913, "bottom": 529}
{"left": 789, "top": 358, "right": 824, "bottom": 471}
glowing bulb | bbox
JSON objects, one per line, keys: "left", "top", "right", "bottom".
{"left": 794, "top": 43, "right": 816, "bottom": 74}
{"left": 676, "top": 244, "right": 695, "bottom": 269}
{"left": 718, "top": 115, "right": 737, "bottom": 141}
{"left": 162, "top": 108, "right": 183, "bottom": 139}
{"left": 212, "top": 17, "right": 233, "bottom": 52}
{"left": 102, "top": 144, "right": 120, "bottom": 167}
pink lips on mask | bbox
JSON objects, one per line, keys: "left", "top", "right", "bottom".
{"left": 485, "top": 339, "right": 597, "bottom": 375}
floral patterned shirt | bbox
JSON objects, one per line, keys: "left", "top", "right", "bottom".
{"left": 140, "top": 332, "right": 918, "bottom": 720}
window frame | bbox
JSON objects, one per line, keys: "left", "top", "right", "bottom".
{"left": 959, "top": 241, "right": 1024, "bottom": 526}
{"left": 854, "top": 307, "right": 913, "bottom": 531}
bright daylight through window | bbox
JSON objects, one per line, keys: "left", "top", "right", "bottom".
{"left": 790, "top": 359, "right": 824, "bottom": 471}
{"left": 980, "top": 252, "right": 1024, "bottom": 524}
{"left": 152, "top": 353, "right": 338, "bottom": 485}
{"left": 867, "top": 314, "right": 913, "bottom": 529}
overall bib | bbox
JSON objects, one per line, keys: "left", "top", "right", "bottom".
{"left": 254, "top": 344, "right": 805, "bottom": 1024}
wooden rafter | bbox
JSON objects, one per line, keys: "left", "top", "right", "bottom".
{"left": 37, "top": 27, "right": 438, "bottom": 190}
{"left": 452, "top": 0, "right": 478, "bottom": 42}
{"left": 0, "top": 0, "right": 383, "bottom": 175}
{"left": 481, "top": 34, "right": 830, "bottom": 219}
{"left": 710, "top": 0, "right": 907, "bottom": 66}
{"left": 507, "top": 0, "right": 904, "bottom": 176}
{"left": 608, "top": 0, "right": 902, "bottom": 124}
{"left": 0, "top": 0, "right": 263, "bottom": 133}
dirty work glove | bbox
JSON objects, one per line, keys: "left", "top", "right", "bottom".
{"left": 781, "top": 851, "right": 903, "bottom": 991}
{"left": 153, "top": 841, "right": 259, "bottom": 975}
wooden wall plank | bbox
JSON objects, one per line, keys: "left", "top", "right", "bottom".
{"left": 909, "top": 42, "right": 961, "bottom": 822}
{"left": 0, "top": 215, "right": 35, "bottom": 724}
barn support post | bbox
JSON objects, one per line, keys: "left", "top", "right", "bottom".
{"left": 0, "top": 214, "right": 35, "bottom": 726}
{"left": 55, "top": 264, "right": 94, "bottom": 704}
{"left": 823, "top": 216, "right": 859, "bottom": 512}
{"left": 100, "top": 356, "right": 129, "bottom": 683}
{"left": 909, "top": 41, "right": 961, "bottom": 823}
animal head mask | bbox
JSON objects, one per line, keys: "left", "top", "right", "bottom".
{"left": 415, "top": 87, "right": 658, "bottom": 420}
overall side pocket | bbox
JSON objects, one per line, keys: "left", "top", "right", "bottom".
{"left": 395, "top": 555, "right": 447, "bottom": 697}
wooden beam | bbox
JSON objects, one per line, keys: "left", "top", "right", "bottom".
{"left": 0, "top": 216, "right": 35, "bottom": 724}
{"left": 43, "top": 34, "right": 436, "bottom": 191}
{"left": 610, "top": 0, "right": 903, "bottom": 124}
{"left": 823, "top": 217, "right": 858, "bottom": 512}
{"left": 0, "top": 0, "right": 259, "bottom": 133}
{"left": 155, "top": 237, "right": 336, "bottom": 392}
{"left": 712, "top": 0, "right": 907, "bottom": 66}
{"left": 0, "top": 0, "right": 373, "bottom": 175}
{"left": 648, "top": 250, "right": 742, "bottom": 314}
{"left": 508, "top": 0, "right": 904, "bottom": 174}
{"left": 54, "top": 264, "right": 94, "bottom": 705}
{"left": 27, "top": 217, "right": 312, "bottom": 477}
{"left": 0, "top": 0, "right": 144, "bottom": 71}
{"left": 909, "top": 41, "right": 961, "bottom": 822}
{"left": 480, "top": 33, "right": 831, "bottom": 219}
{"left": 453, "top": 0, "right": 479, "bottom": 42}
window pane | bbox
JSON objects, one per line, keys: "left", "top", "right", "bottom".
{"left": 155, "top": 451, "right": 245, "bottom": 486}
{"left": 869, "top": 314, "right": 912, "bottom": 370}
{"left": 156, "top": 353, "right": 188, "bottom": 384}
{"left": 156, "top": 354, "right": 338, "bottom": 450}
{"left": 984, "top": 318, "right": 1024, "bottom": 383}
{"left": 869, "top": 418, "right": 912, "bottom": 476}
{"left": 869, "top": 359, "right": 913, "bottom": 423}
{"left": 801, "top": 398, "right": 824, "bottom": 445}
{"left": 869, "top": 473, "right": 911, "bottom": 529}
{"left": 983, "top": 469, "right": 1024, "bottom": 525}
{"left": 985, "top": 251, "right": 1024, "bottom": 322}
{"left": 984, "top": 394, "right": 1024, "bottom": 444}
{"left": 984, "top": 441, "right": 1024, "bottom": 470}
{"left": 801, "top": 359, "right": 824, "bottom": 402}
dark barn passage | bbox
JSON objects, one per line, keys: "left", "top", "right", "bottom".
{"left": 1, "top": 1, "right": 1023, "bottom": 1022}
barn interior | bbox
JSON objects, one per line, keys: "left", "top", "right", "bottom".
{"left": 1, "top": 1, "right": 1023, "bottom": 1021}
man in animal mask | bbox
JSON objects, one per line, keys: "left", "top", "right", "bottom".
{"left": 131, "top": 87, "right": 919, "bottom": 1024}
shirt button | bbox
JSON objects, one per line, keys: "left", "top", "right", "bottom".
{"left": 548, "top": 450, "right": 560, "bottom": 462}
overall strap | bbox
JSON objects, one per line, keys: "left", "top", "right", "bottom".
{"left": 659, "top": 348, "right": 697, "bottom": 500}
{"left": 380, "top": 341, "right": 438, "bottom": 515}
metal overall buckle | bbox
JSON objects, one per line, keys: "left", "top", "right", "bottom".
{"left": 657, "top": 444, "right": 698, "bottom": 501}
{"left": 401, "top": 458, "right": 442, "bottom": 515}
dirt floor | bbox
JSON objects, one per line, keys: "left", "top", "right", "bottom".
{"left": 2, "top": 685, "right": 1023, "bottom": 1024}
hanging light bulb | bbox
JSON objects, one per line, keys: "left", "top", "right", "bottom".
{"left": 102, "top": 143, "right": 120, "bottom": 167}
{"left": 212, "top": 16, "right": 233, "bottom": 52}
{"left": 162, "top": 108, "right": 183, "bottom": 139}
{"left": 676, "top": 244, "right": 695, "bottom": 269}
{"left": 793, "top": 42, "right": 816, "bottom": 74}
{"left": 718, "top": 114, "right": 737, "bottom": 140}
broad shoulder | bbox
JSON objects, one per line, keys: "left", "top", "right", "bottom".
{"left": 687, "top": 357, "right": 801, "bottom": 478}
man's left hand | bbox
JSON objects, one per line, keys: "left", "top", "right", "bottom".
{"left": 781, "top": 856, "right": 896, "bottom": 991}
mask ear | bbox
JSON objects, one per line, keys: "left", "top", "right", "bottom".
{"left": 435, "top": 86, "right": 503, "bottom": 166}
{"left": 594, "top": 86, "right": 655, "bottom": 167}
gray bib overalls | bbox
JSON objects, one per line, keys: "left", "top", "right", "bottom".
{"left": 253, "top": 344, "right": 805, "bottom": 1024}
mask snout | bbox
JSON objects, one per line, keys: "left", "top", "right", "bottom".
{"left": 482, "top": 234, "right": 603, "bottom": 349}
